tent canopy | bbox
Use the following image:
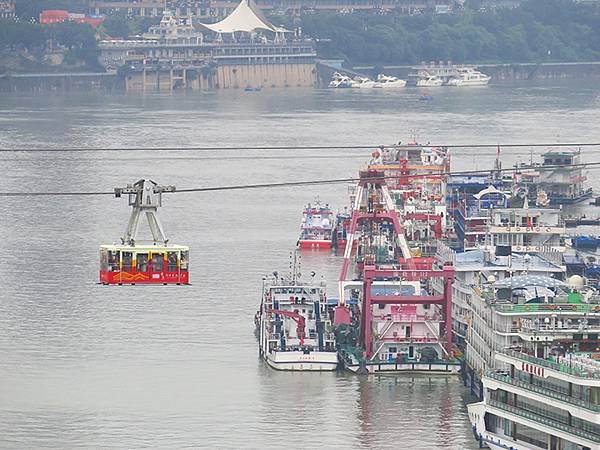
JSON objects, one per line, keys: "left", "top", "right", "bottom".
{"left": 199, "top": 0, "right": 286, "bottom": 34}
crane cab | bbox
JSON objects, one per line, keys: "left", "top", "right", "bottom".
{"left": 100, "top": 244, "right": 189, "bottom": 285}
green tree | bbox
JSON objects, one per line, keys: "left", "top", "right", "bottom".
{"left": 101, "top": 15, "right": 131, "bottom": 39}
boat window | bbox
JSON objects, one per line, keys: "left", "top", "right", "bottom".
{"left": 152, "top": 253, "right": 164, "bottom": 272}
{"left": 137, "top": 253, "right": 148, "bottom": 272}
{"left": 121, "top": 252, "right": 133, "bottom": 272}
{"left": 180, "top": 251, "right": 189, "bottom": 271}
{"left": 108, "top": 250, "right": 120, "bottom": 272}
{"left": 167, "top": 251, "right": 178, "bottom": 272}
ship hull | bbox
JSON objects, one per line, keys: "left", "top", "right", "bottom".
{"left": 263, "top": 351, "right": 338, "bottom": 371}
{"left": 298, "top": 239, "right": 332, "bottom": 249}
{"left": 343, "top": 360, "right": 461, "bottom": 374}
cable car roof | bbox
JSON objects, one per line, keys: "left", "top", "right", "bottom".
{"left": 100, "top": 244, "right": 189, "bottom": 251}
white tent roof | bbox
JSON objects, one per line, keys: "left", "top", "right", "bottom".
{"left": 199, "top": 0, "right": 283, "bottom": 34}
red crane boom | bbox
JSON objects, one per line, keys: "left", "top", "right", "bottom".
{"left": 268, "top": 309, "right": 306, "bottom": 345}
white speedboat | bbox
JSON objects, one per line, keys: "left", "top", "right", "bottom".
{"left": 329, "top": 72, "right": 356, "bottom": 88}
{"left": 416, "top": 75, "right": 444, "bottom": 87}
{"left": 352, "top": 76, "right": 377, "bottom": 88}
{"left": 446, "top": 67, "right": 491, "bottom": 86}
{"left": 374, "top": 74, "right": 407, "bottom": 88}
{"left": 256, "top": 259, "right": 338, "bottom": 371}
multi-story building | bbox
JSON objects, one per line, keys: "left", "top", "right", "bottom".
{"left": 99, "top": 0, "right": 317, "bottom": 90}
{"left": 88, "top": 0, "right": 459, "bottom": 18}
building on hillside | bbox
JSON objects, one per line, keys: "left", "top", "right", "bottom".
{"left": 0, "top": 1, "right": 15, "bottom": 18}
{"left": 98, "top": 0, "right": 316, "bottom": 91}
{"left": 89, "top": 0, "right": 460, "bottom": 19}
{"left": 40, "top": 10, "right": 105, "bottom": 27}
{"left": 87, "top": 0, "right": 166, "bottom": 17}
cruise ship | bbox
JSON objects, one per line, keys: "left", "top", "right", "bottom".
{"left": 469, "top": 350, "right": 600, "bottom": 450}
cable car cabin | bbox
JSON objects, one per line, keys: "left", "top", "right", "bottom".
{"left": 99, "top": 245, "right": 189, "bottom": 285}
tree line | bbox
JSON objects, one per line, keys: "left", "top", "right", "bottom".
{"left": 295, "top": 0, "right": 600, "bottom": 65}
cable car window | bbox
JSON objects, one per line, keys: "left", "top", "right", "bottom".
{"left": 181, "top": 251, "right": 189, "bottom": 271}
{"left": 137, "top": 253, "right": 148, "bottom": 272}
{"left": 121, "top": 252, "right": 133, "bottom": 272}
{"left": 152, "top": 253, "right": 164, "bottom": 272}
{"left": 167, "top": 251, "right": 178, "bottom": 272}
{"left": 108, "top": 251, "right": 120, "bottom": 272}
{"left": 100, "top": 250, "right": 108, "bottom": 271}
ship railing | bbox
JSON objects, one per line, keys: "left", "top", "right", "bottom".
{"left": 502, "top": 350, "right": 600, "bottom": 379}
{"left": 488, "top": 399, "right": 600, "bottom": 442}
{"left": 486, "top": 371, "right": 600, "bottom": 412}
{"left": 493, "top": 302, "right": 600, "bottom": 314}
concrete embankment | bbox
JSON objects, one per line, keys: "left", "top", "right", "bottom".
{"left": 347, "top": 61, "right": 600, "bottom": 84}
{"left": 0, "top": 72, "right": 121, "bottom": 92}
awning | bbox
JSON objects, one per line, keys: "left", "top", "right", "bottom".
{"left": 198, "top": 0, "right": 286, "bottom": 34}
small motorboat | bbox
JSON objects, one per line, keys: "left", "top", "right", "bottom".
{"left": 244, "top": 86, "right": 262, "bottom": 92}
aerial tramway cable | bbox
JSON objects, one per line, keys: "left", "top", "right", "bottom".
{"left": 1, "top": 161, "right": 600, "bottom": 198}
{"left": 1, "top": 142, "right": 600, "bottom": 153}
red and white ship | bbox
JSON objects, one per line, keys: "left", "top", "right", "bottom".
{"left": 298, "top": 197, "right": 334, "bottom": 249}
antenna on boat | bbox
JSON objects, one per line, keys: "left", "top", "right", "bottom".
{"left": 114, "top": 179, "right": 176, "bottom": 246}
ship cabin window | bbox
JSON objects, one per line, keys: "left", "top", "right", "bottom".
{"left": 388, "top": 347, "right": 397, "bottom": 353}
{"left": 137, "top": 253, "right": 149, "bottom": 272}
{"left": 152, "top": 253, "right": 164, "bottom": 272}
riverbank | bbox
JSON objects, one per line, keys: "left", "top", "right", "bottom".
{"left": 349, "top": 61, "right": 600, "bottom": 84}
{"left": 4, "top": 60, "right": 600, "bottom": 92}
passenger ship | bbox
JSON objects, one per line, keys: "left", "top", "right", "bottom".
{"left": 256, "top": 257, "right": 338, "bottom": 371}
{"left": 469, "top": 350, "right": 600, "bottom": 450}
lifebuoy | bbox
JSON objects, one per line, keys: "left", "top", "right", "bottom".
{"left": 516, "top": 227, "right": 521, "bottom": 232}
{"left": 526, "top": 227, "right": 533, "bottom": 232}
{"left": 546, "top": 227, "right": 551, "bottom": 232}
{"left": 535, "top": 227, "right": 541, "bottom": 232}
{"left": 505, "top": 226, "right": 511, "bottom": 232}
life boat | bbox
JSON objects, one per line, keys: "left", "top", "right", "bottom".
{"left": 99, "top": 179, "right": 190, "bottom": 285}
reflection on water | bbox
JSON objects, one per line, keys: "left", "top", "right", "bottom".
{"left": 0, "top": 81, "right": 599, "bottom": 448}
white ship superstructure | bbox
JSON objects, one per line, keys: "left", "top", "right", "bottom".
{"left": 469, "top": 350, "right": 600, "bottom": 450}
{"left": 257, "top": 268, "right": 338, "bottom": 371}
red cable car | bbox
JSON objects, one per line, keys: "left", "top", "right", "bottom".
{"left": 99, "top": 179, "right": 190, "bottom": 285}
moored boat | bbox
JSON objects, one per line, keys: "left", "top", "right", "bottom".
{"left": 416, "top": 74, "right": 444, "bottom": 87}
{"left": 374, "top": 74, "right": 407, "bottom": 88}
{"left": 257, "top": 257, "right": 338, "bottom": 371}
{"left": 446, "top": 67, "right": 491, "bottom": 86}
{"left": 298, "top": 197, "right": 334, "bottom": 249}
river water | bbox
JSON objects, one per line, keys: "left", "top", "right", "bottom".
{"left": 1, "top": 81, "right": 600, "bottom": 449}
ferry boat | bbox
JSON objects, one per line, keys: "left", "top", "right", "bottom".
{"left": 256, "top": 256, "right": 338, "bottom": 371}
{"left": 469, "top": 349, "right": 600, "bottom": 450}
{"left": 446, "top": 67, "right": 491, "bottom": 86}
{"left": 374, "top": 74, "right": 407, "bottom": 88}
{"left": 298, "top": 197, "right": 334, "bottom": 249}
